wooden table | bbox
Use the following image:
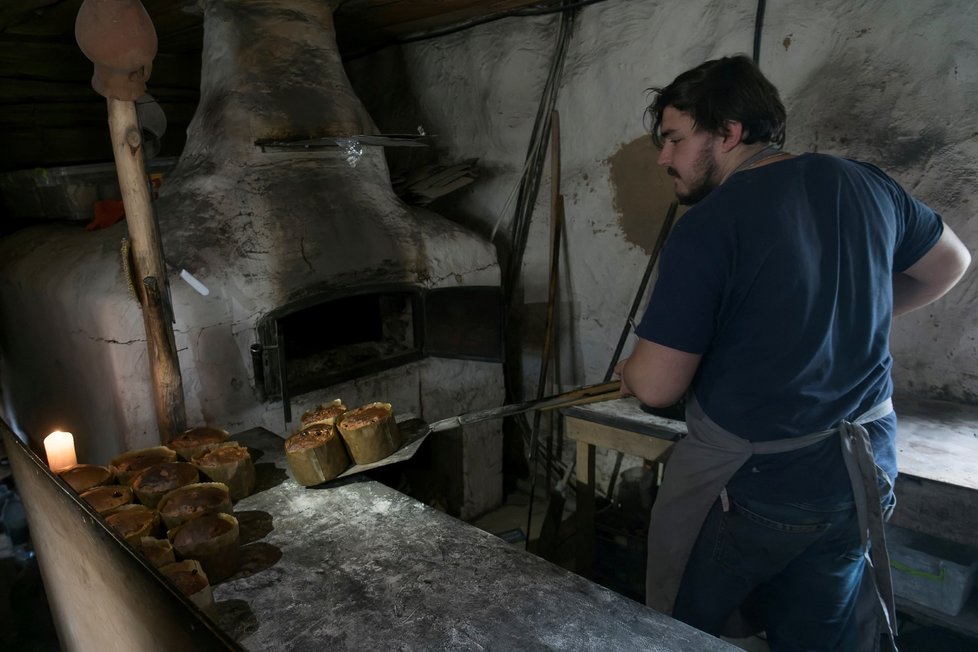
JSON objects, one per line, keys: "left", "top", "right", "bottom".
{"left": 562, "top": 398, "right": 683, "bottom": 579}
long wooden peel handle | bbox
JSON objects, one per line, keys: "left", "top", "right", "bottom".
{"left": 538, "top": 380, "right": 621, "bottom": 410}
{"left": 540, "top": 389, "right": 621, "bottom": 411}
{"left": 507, "top": 380, "right": 621, "bottom": 416}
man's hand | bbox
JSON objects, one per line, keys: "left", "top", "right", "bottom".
{"left": 614, "top": 358, "right": 635, "bottom": 397}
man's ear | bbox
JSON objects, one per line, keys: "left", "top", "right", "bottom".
{"left": 719, "top": 120, "right": 746, "bottom": 152}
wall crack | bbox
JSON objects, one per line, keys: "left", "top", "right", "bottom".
{"left": 426, "top": 262, "right": 497, "bottom": 286}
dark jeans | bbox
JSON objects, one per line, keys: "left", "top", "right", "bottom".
{"left": 673, "top": 487, "right": 887, "bottom": 651}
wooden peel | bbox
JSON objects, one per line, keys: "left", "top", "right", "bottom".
{"left": 326, "top": 381, "right": 622, "bottom": 484}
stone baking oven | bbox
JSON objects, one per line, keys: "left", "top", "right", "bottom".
{"left": 0, "top": 0, "right": 505, "bottom": 518}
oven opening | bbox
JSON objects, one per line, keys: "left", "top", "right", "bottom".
{"left": 254, "top": 286, "right": 503, "bottom": 403}
{"left": 258, "top": 289, "right": 423, "bottom": 400}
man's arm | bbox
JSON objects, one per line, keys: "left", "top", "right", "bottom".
{"left": 894, "top": 224, "right": 971, "bottom": 316}
{"left": 614, "top": 338, "right": 702, "bottom": 407}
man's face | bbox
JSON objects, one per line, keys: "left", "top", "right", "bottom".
{"left": 657, "top": 106, "right": 721, "bottom": 205}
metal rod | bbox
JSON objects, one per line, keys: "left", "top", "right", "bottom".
{"left": 604, "top": 201, "right": 678, "bottom": 382}
{"left": 277, "top": 323, "right": 291, "bottom": 429}
{"left": 527, "top": 109, "right": 565, "bottom": 549}
{"left": 427, "top": 381, "right": 620, "bottom": 434}
{"left": 604, "top": 201, "right": 678, "bottom": 499}
{"left": 251, "top": 343, "right": 266, "bottom": 403}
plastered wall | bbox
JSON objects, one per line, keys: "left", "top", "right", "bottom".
{"left": 347, "top": 0, "right": 978, "bottom": 489}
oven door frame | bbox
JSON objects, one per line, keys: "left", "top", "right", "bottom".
{"left": 252, "top": 284, "right": 503, "bottom": 416}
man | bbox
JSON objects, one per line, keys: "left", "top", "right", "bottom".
{"left": 615, "top": 55, "right": 970, "bottom": 651}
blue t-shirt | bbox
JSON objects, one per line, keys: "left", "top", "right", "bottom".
{"left": 636, "top": 153, "right": 943, "bottom": 500}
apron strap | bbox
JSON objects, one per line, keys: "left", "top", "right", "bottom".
{"left": 839, "top": 417, "right": 898, "bottom": 639}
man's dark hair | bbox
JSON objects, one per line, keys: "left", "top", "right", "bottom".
{"left": 646, "top": 55, "right": 786, "bottom": 148}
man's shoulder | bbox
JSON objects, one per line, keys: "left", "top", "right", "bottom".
{"left": 802, "top": 152, "right": 893, "bottom": 181}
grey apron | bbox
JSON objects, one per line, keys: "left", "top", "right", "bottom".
{"left": 645, "top": 395, "right": 897, "bottom": 645}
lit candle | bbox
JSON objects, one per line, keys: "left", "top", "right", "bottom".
{"left": 45, "top": 431, "right": 77, "bottom": 472}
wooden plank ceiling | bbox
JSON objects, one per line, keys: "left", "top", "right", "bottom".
{"left": 0, "top": 0, "right": 551, "bottom": 173}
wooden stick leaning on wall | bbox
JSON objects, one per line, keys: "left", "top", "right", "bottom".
{"left": 108, "top": 98, "right": 186, "bottom": 442}
{"left": 75, "top": 0, "right": 186, "bottom": 443}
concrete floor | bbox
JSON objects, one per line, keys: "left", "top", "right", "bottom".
{"left": 471, "top": 478, "right": 557, "bottom": 547}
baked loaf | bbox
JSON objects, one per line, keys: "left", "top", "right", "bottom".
{"left": 168, "top": 512, "right": 240, "bottom": 583}
{"left": 192, "top": 443, "right": 255, "bottom": 501}
{"left": 109, "top": 446, "right": 178, "bottom": 485}
{"left": 131, "top": 462, "right": 200, "bottom": 508}
{"left": 59, "top": 464, "right": 113, "bottom": 493}
{"left": 159, "top": 560, "right": 215, "bottom": 615}
{"left": 300, "top": 399, "right": 347, "bottom": 428}
{"left": 169, "top": 427, "right": 231, "bottom": 461}
{"left": 139, "top": 537, "right": 176, "bottom": 568}
{"left": 336, "top": 402, "right": 401, "bottom": 465}
{"left": 158, "top": 482, "right": 232, "bottom": 530}
{"left": 284, "top": 424, "right": 350, "bottom": 487}
{"left": 106, "top": 504, "right": 160, "bottom": 546}
{"left": 80, "top": 484, "right": 133, "bottom": 515}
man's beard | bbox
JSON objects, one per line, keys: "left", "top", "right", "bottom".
{"left": 669, "top": 145, "right": 721, "bottom": 205}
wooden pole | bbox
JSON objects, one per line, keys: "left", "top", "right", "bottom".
{"left": 107, "top": 97, "right": 186, "bottom": 442}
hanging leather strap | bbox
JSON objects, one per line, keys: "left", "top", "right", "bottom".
{"left": 838, "top": 410, "right": 898, "bottom": 639}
